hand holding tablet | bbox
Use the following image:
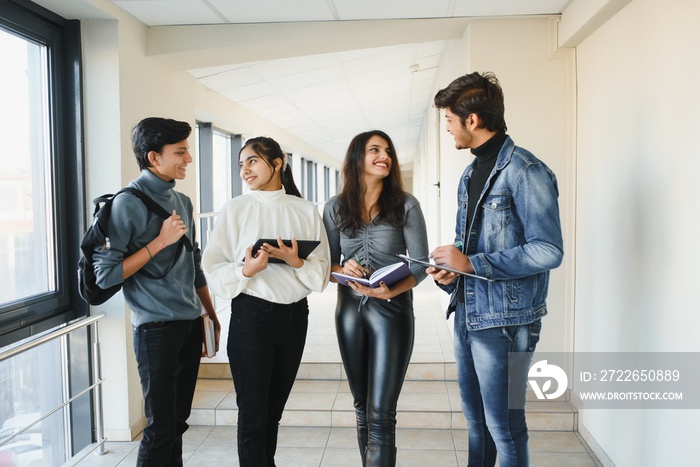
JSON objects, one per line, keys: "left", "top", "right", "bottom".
{"left": 245, "top": 238, "right": 321, "bottom": 264}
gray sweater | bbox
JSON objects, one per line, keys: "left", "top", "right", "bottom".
{"left": 93, "top": 170, "right": 205, "bottom": 327}
{"left": 322, "top": 193, "right": 429, "bottom": 285}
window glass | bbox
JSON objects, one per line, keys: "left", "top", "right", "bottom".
{"left": 0, "top": 27, "right": 55, "bottom": 307}
{"left": 0, "top": 338, "right": 68, "bottom": 466}
{"left": 212, "top": 131, "right": 231, "bottom": 211}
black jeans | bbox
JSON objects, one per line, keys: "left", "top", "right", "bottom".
{"left": 133, "top": 317, "right": 202, "bottom": 467}
{"left": 228, "top": 294, "right": 309, "bottom": 467}
{"left": 335, "top": 287, "right": 415, "bottom": 467}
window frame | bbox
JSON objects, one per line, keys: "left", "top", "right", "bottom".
{"left": 0, "top": 0, "right": 86, "bottom": 348}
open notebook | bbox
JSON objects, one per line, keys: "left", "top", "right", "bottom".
{"left": 332, "top": 261, "right": 411, "bottom": 288}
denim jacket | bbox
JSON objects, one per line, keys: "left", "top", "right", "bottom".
{"left": 443, "top": 136, "right": 564, "bottom": 330}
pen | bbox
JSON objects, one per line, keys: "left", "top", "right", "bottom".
{"left": 354, "top": 254, "right": 368, "bottom": 278}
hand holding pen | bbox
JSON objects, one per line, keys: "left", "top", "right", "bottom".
{"left": 342, "top": 254, "right": 369, "bottom": 278}
{"left": 427, "top": 240, "right": 473, "bottom": 284}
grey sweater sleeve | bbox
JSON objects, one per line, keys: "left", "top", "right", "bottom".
{"left": 403, "top": 195, "right": 430, "bottom": 285}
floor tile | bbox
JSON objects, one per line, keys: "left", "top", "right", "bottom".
{"left": 196, "top": 379, "right": 234, "bottom": 392}
{"left": 396, "top": 448, "right": 460, "bottom": 467}
{"left": 274, "top": 447, "right": 324, "bottom": 466}
{"left": 396, "top": 428, "right": 455, "bottom": 450}
{"left": 286, "top": 391, "right": 337, "bottom": 410}
{"left": 277, "top": 426, "right": 331, "bottom": 448}
{"left": 200, "top": 426, "right": 237, "bottom": 447}
{"left": 326, "top": 427, "right": 356, "bottom": 449}
{"left": 192, "top": 390, "right": 228, "bottom": 409}
{"left": 320, "top": 448, "right": 362, "bottom": 467}
{"left": 529, "top": 430, "right": 589, "bottom": 453}
{"left": 184, "top": 445, "right": 239, "bottom": 467}
{"left": 397, "top": 392, "right": 451, "bottom": 412}
{"left": 530, "top": 451, "right": 599, "bottom": 466}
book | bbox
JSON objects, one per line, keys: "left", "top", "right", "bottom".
{"left": 395, "top": 254, "right": 494, "bottom": 282}
{"left": 201, "top": 314, "right": 217, "bottom": 358}
{"left": 243, "top": 238, "right": 321, "bottom": 264}
{"left": 332, "top": 261, "right": 412, "bottom": 288}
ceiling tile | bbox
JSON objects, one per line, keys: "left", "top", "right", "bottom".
{"left": 332, "top": 0, "right": 453, "bottom": 20}
{"left": 220, "top": 82, "right": 277, "bottom": 101}
{"left": 280, "top": 79, "right": 352, "bottom": 102}
{"left": 208, "top": 0, "right": 335, "bottom": 23}
{"left": 238, "top": 95, "right": 292, "bottom": 112}
{"left": 113, "top": 0, "right": 224, "bottom": 26}
{"left": 198, "top": 67, "right": 261, "bottom": 91}
{"left": 451, "top": 0, "right": 569, "bottom": 17}
{"left": 292, "top": 90, "right": 356, "bottom": 111}
{"left": 250, "top": 55, "right": 339, "bottom": 81}
{"left": 189, "top": 63, "right": 255, "bottom": 79}
{"left": 268, "top": 66, "right": 346, "bottom": 93}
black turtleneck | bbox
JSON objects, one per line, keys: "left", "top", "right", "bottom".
{"left": 466, "top": 130, "right": 507, "bottom": 238}
{"left": 456, "top": 130, "right": 506, "bottom": 304}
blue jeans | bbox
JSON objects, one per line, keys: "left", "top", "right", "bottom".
{"left": 133, "top": 317, "right": 202, "bottom": 467}
{"left": 228, "top": 294, "right": 309, "bottom": 467}
{"left": 453, "top": 303, "right": 541, "bottom": 467}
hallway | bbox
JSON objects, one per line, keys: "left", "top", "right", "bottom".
{"left": 73, "top": 281, "right": 601, "bottom": 466}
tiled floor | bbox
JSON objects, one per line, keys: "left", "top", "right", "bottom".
{"left": 72, "top": 281, "right": 602, "bottom": 466}
{"left": 73, "top": 425, "right": 600, "bottom": 466}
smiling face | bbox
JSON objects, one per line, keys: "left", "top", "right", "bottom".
{"left": 148, "top": 139, "right": 192, "bottom": 181}
{"left": 362, "top": 134, "right": 393, "bottom": 181}
{"left": 238, "top": 145, "right": 282, "bottom": 191}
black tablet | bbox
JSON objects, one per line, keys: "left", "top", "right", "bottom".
{"left": 248, "top": 238, "right": 321, "bottom": 264}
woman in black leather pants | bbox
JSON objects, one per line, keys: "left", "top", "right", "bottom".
{"left": 323, "top": 130, "right": 429, "bottom": 466}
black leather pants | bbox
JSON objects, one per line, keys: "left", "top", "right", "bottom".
{"left": 335, "top": 287, "right": 415, "bottom": 467}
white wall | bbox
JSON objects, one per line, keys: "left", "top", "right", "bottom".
{"left": 571, "top": 0, "right": 700, "bottom": 464}
{"left": 81, "top": 18, "right": 143, "bottom": 442}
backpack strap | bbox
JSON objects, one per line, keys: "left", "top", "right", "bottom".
{"left": 113, "top": 187, "right": 194, "bottom": 281}
{"left": 119, "top": 187, "right": 194, "bottom": 252}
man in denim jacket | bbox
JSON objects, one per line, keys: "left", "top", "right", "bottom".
{"left": 428, "top": 72, "right": 563, "bottom": 466}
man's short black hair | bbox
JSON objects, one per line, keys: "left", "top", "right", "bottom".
{"left": 434, "top": 72, "right": 507, "bottom": 132}
{"left": 131, "top": 117, "right": 192, "bottom": 170}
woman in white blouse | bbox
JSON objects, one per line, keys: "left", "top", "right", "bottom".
{"left": 202, "top": 136, "right": 330, "bottom": 467}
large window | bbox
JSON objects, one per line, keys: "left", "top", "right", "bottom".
{"left": 0, "top": 24, "right": 55, "bottom": 307}
{"left": 0, "top": 0, "right": 85, "bottom": 346}
{"left": 197, "top": 123, "right": 242, "bottom": 249}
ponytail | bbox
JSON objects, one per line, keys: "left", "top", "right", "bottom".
{"left": 282, "top": 164, "right": 302, "bottom": 198}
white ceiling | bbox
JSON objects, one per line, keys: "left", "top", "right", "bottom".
{"left": 107, "top": 0, "right": 572, "bottom": 164}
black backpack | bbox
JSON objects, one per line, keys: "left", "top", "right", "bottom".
{"left": 77, "top": 187, "right": 193, "bottom": 306}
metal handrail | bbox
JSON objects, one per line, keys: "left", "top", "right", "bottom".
{"left": 0, "top": 313, "right": 107, "bottom": 456}
{"left": 0, "top": 313, "right": 104, "bottom": 362}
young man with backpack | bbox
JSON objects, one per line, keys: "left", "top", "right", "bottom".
{"left": 92, "top": 117, "right": 220, "bottom": 466}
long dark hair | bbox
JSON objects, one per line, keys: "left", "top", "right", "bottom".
{"left": 239, "top": 136, "right": 302, "bottom": 198}
{"left": 335, "top": 130, "right": 406, "bottom": 236}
